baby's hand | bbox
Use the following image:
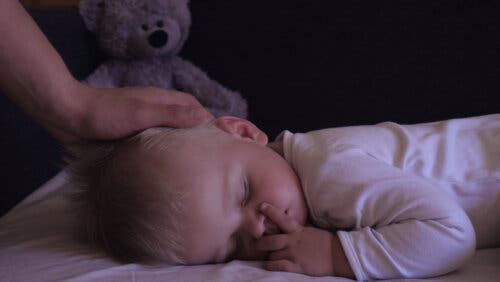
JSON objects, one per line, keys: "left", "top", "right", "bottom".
{"left": 257, "top": 203, "right": 336, "bottom": 277}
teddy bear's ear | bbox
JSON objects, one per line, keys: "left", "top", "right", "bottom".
{"left": 79, "top": 0, "right": 106, "bottom": 32}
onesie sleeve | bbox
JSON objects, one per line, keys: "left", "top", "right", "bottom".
{"left": 318, "top": 152, "right": 477, "bottom": 281}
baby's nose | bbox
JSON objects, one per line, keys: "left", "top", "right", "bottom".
{"left": 242, "top": 212, "right": 266, "bottom": 239}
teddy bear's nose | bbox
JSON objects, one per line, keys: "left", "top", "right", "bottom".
{"left": 148, "top": 30, "right": 169, "bottom": 48}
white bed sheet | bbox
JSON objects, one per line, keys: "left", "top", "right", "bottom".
{"left": 1, "top": 171, "right": 499, "bottom": 282}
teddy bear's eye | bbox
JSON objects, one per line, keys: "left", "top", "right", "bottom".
{"left": 156, "top": 21, "right": 164, "bottom": 28}
{"left": 97, "top": 1, "right": 104, "bottom": 8}
{"left": 141, "top": 24, "right": 149, "bottom": 31}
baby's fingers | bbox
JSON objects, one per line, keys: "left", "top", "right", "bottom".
{"left": 257, "top": 234, "right": 288, "bottom": 251}
{"left": 260, "top": 202, "right": 301, "bottom": 234}
{"left": 264, "top": 259, "right": 301, "bottom": 274}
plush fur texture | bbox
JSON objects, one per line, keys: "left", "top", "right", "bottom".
{"left": 79, "top": 0, "right": 247, "bottom": 118}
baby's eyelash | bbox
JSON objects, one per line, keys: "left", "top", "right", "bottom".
{"left": 241, "top": 179, "right": 249, "bottom": 206}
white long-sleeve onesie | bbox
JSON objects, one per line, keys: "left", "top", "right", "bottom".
{"left": 277, "top": 114, "right": 500, "bottom": 281}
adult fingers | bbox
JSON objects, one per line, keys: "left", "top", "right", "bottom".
{"left": 79, "top": 102, "right": 212, "bottom": 141}
{"left": 74, "top": 86, "right": 214, "bottom": 141}
{"left": 257, "top": 234, "right": 288, "bottom": 252}
{"left": 129, "top": 88, "right": 214, "bottom": 128}
{"left": 264, "top": 259, "right": 300, "bottom": 273}
{"left": 126, "top": 87, "right": 204, "bottom": 107}
{"left": 145, "top": 103, "right": 213, "bottom": 128}
{"left": 260, "top": 202, "right": 301, "bottom": 234}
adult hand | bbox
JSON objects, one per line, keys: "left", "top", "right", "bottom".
{"left": 257, "top": 203, "right": 354, "bottom": 278}
{"left": 46, "top": 84, "right": 213, "bottom": 143}
{"left": 0, "top": 1, "right": 213, "bottom": 145}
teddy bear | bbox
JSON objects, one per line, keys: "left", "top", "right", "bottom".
{"left": 78, "top": 0, "right": 247, "bottom": 118}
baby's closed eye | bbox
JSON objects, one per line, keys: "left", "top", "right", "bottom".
{"left": 241, "top": 178, "right": 250, "bottom": 206}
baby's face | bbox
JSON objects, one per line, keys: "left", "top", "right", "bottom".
{"left": 150, "top": 118, "right": 308, "bottom": 264}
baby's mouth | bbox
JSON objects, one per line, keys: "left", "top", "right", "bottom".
{"left": 263, "top": 217, "right": 280, "bottom": 235}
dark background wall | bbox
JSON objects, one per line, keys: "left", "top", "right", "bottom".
{"left": 1, "top": 1, "right": 499, "bottom": 216}
{"left": 184, "top": 1, "right": 500, "bottom": 137}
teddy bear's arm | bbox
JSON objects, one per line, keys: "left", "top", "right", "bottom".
{"left": 83, "top": 62, "right": 121, "bottom": 88}
{"left": 171, "top": 56, "right": 247, "bottom": 118}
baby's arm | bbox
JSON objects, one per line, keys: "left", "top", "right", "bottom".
{"left": 257, "top": 203, "right": 355, "bottom": 278}
{"left": 322, "top": 153, "right": 476, "bottom": 280}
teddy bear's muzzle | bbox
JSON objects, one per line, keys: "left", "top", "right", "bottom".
{"left": 148, "top": 30, "right": 169, "bottom": 48}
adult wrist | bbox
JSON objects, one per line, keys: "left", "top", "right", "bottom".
{"left": 59, "top": 79, "right": 90, "bottom": 136}
{"left": 37, "top": 77, "right": 90, "bottom": 143}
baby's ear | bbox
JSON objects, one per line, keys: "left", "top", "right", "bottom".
{"left": 216, "top": 116, "right": 268, "bottom": 145}
{"left": 79, "top": 0, "right": 106, "bottom": 32}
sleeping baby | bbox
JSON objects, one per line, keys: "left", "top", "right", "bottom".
{"left": 67, "top": 114, "right": 500, "bottom": 281}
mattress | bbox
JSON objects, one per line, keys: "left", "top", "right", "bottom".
{"left": 1, "top": 170, "right": 498, "bottom": 282}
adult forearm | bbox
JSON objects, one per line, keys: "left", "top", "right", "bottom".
{"left": 0, "top": 0, "right": 83, "bottom": 132}
{"left": 0, "top": 1, "right": 212, "bottom": 143}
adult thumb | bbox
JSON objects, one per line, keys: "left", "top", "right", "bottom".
{"left": 142, "top": 103, "right": 214, "bottom": 129}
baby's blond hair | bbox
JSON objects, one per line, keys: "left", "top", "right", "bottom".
{"left": 66, "top": 127, "right": 197, "bottom": 264}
